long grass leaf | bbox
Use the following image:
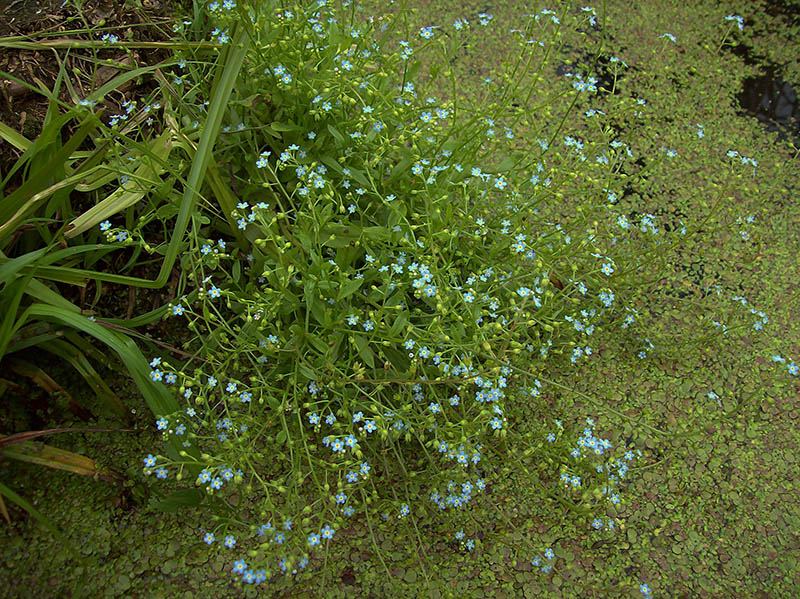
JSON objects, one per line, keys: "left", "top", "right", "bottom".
{"left": 39, "top": 338, "right": 127, "bottom": 419}
{"left": 0, "top": 427, "right": 124, "bottom": 448}
{"left": 24, "top": 279, "right": 80, "bottom": 312}
{"left": 0, "top": 481, "right": 83, "bottom": 561}
{"left": 0, "top": 278, "right": 33, "bottom": 358}
{"left": 5, "top": 330, "right": 61, "bottom": 354}
{"left": 0, "top": 492, "right": 10, "bottom": 525}
{"left": 25, "top": 304, "right": 196, "bottom": 464}
{"left": 1, "top": 442, "right": 119, "bottom": 481}
{"left": 0, "top": 248, "right": 47, "bottom": 285}
{"left": 0, "top": 111, "right": 73, "bottom": 193}
{"left": 65, "top": 131, "right": 174, "bottom": 238}
{"left": 0, "top": 117, "right": 97, "bottom": 230}
{"left": 0, "top": 39, "right": 212, "bottom": 51}
{"left": 153, "top": 25, "right": 250, "bottom": 288}
{"left": 0, "top": 122, "right": 31, "bottom": 152}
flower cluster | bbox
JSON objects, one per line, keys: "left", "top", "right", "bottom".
{"left": 137, "top": 0, "right": 672, "bottom": 589}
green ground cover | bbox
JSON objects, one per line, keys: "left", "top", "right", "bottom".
{"left": 1, "top": 1, "right": 798, "bottom": 598}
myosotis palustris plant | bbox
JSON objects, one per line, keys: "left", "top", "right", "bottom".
{"left": 128, "top": 0, "right": 681, "bottom": 587}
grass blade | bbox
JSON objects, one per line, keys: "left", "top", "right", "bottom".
{"left": 0, "top": 481, "right": 83, "bottom": 561}
{"left": 1, "top": 441, "right": 119, "bottom": 481}
{"left": 0, "top": 121, "right": 31, "bottom": 152}
{"left": 65, "top": 131, "right": 174, "bottom": 238}
{"left": 0, "top": 493, "right": 9, "bottom": 525}
{"left": 25, "top": 304, "right": 197, "bottom": 465}
{"left": 39, "top": 338, "right": 128, "bottom": 419}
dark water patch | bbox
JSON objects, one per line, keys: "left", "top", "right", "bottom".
{"left": 761, "top": 0, "right": 800, "bottom": 27}
{"left": 736, "top": 67, "right": 800, "bottom": 147}
{"left": 728, "top": 43, "right": 800, "bottom": 148}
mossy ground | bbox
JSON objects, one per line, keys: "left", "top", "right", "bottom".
{"left": 1, "top": 1, "right": 799, "bottom": 597}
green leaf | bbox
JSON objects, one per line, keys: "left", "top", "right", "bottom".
{"left": 338, "top": 278, "right": 362, "bottom": 301}
{"left": 38, "top": 338, "right": 127, "bottom": 419}
{"left": 150, "top": 489, "right": 205, "bottom": 512}
{"left": 391, "top": 311, "right": 409, "bottom": 336}
{"left": 327, "top": 124, "right": 345, "bottom": 144}
{"left": 383, "top": 346, "right": 408, "bottom": 372}
{"left": 0, "top": 277, "right": 33, "bottom": 358}
{"left": 269, "top": 121, "right": 298, "bottom": 133}
{"left": 0, "top": 116, "right": 97, "bottom": 239}
{"left": 298, "top": 363, "right": 317, "bottom": 381}
{"left": 354, "top": 335, "right": 375, "bottom": 369}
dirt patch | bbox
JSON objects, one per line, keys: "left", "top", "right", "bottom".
{"left": 0, "top": 0, "right": 182, "bottom": 171}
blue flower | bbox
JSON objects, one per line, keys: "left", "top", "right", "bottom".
{"left": 233, "top": 559, "right": 246, "bottom": 573}
{"left": 203, "top": 532, "right": 215, "bottom": 544}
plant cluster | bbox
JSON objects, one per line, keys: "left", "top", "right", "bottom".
{"left": 127, "top": 0, "right": 677, "bottom": 585}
